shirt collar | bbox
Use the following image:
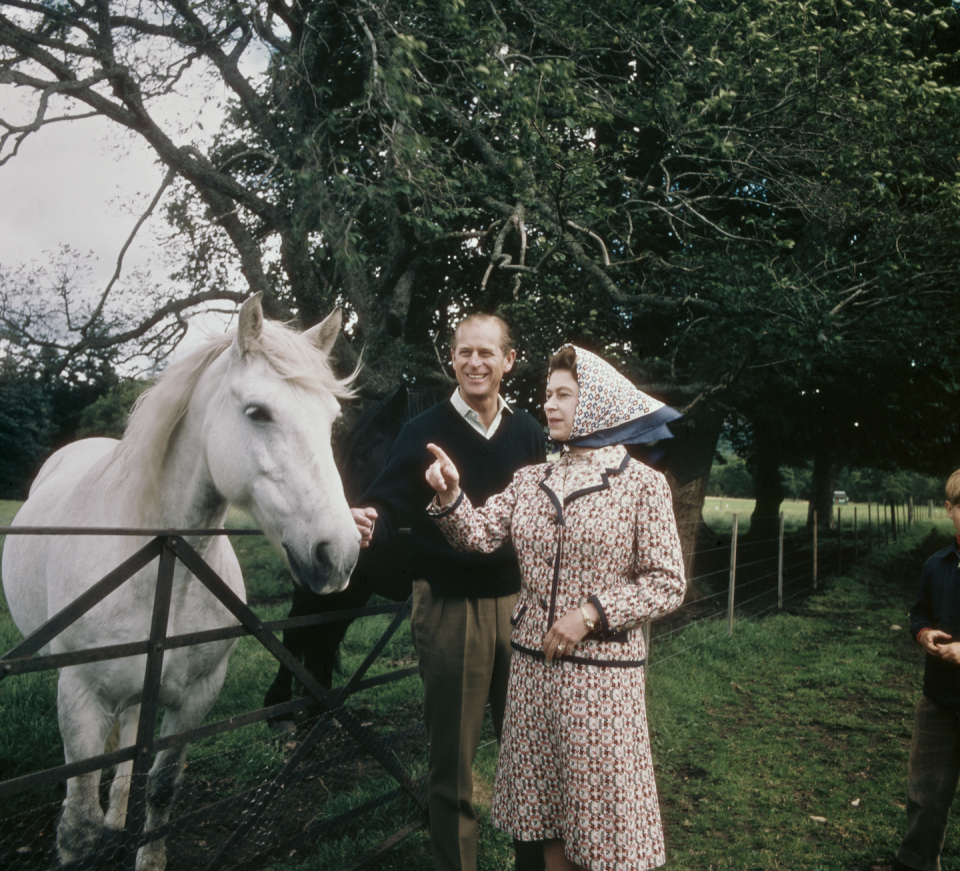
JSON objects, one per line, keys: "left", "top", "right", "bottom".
{"left": 450, "top": 388, "right": 512, "bottom": 439}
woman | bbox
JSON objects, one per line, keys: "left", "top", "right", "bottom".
{"left": 425, "top": 344, "right": 686, "bottom": 871}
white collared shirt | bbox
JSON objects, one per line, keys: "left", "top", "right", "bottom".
{"left": 450, "top": 388, "right": 512, "bottom": 439}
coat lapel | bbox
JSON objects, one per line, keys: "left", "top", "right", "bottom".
{"left": 540, "top": 448, "right": 630, "bottom": 517}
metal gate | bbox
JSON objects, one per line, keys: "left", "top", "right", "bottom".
{"left": 0, "top": 527, "right": 427, "bottom": 870}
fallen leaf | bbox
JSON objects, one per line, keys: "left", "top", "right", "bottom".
{"left": 891, "top": 624, "right": 902, "bottom": 631}
{"left": 851, "top": 798, "right": 861, "bottom": 807}
{"left": 810, "top": 815, "right": 827, "bottom": 823}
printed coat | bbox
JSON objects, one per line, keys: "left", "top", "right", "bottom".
{"left": 431, "top": 444, "right": 685, "bottom": 870}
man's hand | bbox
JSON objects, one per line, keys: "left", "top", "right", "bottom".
{"left": 919, "top": 628, "right": 953, "bottom": 657}
{"left": 425, "top": 443, "right": 461, "bottom": 506}
{"left": 351, "top": 507, "right": 378, "bottom": 548}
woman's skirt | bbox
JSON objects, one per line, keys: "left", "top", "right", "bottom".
{"left": 490, "top": 651, "right": 665, "bottom": 871}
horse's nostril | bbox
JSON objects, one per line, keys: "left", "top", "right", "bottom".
{"left": 314, "top": 540, "right": 334, "bottom": 570}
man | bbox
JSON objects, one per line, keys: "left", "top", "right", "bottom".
{"left": 353, "top": 314, "right": 545, "bottom": 871}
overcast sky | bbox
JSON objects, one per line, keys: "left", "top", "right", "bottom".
{"left": 0, "top": 48, "right": 269, "bottom": 359}
{"left": 0, "top": 92, "right": 164, "bottom": 281}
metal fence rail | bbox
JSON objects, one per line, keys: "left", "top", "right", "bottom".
{"left": 0, "top": 527, "right": 427, "bottom": 871}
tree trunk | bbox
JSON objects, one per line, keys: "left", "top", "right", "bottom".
{"left": 661, "top": 405, "right": 725, "bottom": 584}
{"left": 746, "top": 418, "right": 785, "bottom": 542}
{"left": 807, "top": 447, "right": 839, "bottom": 530}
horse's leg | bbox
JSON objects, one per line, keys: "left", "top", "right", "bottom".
{"left": 56, "top": 671, "right": 112, "bottom": 864}
{"left": 136, "top": 661, "right": 230, "bottom": 871}
{"left": 105, "top": 704, "right": 141, "bottom": 831}
{"left": 264, "top": 586, "right": 318, "bottom": 729}
{"left": 301, "top": 574, "right": 373, "bottom": 719}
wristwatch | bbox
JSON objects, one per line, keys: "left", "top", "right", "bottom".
{"left": 580, "top": 604, "right": 596, "bottom": 632}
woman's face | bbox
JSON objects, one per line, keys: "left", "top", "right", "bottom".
{"left": 544, "top": 369, "right": 579, "bottom": 442}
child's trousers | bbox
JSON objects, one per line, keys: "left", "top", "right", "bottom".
{"left": 899, "top": 695, "right": 960, "bottom": 871}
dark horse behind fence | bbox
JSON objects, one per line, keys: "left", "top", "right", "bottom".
{"left": 263, "top": 384, "right": 449, "bottom": 727}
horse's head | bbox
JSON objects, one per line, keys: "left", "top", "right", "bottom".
{"left": 202, "top": 295, "right": 360, "bottom": 595}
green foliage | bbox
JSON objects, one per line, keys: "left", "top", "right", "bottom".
{"left": 707, "top": 452, "right": 755, "bottom": 499}
{"left": 3, "top": 0, "right": 960, "bottom": 518}
{"left": 838, "top": 466, "right": 946, "bottom": 504}
{"left": 0, "top": 373, "right": 55, "bottom": 499}
{"left": 0, "top": 361, "right": 119, "bottom": 497}
{"left": 75, "top": 379, "right": 151, "bottom": 439}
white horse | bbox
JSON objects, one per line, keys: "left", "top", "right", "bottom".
{"left": 1, "top": 294, "right": 360, "bottom": 870}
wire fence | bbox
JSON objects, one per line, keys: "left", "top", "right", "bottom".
{"left": 0, "top": 530, "right": 427, "bottom": 871}
{"left": 644, "top": 497, "right": 926, "bottom": 671}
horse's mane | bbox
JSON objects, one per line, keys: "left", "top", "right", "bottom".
{"left": 108, "top": 320, "right": 356, "bottom": 522}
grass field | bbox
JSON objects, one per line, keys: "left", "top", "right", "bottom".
{"left": 1, "top": 500, "right": 956, "bottom": 870}
{"left": 701, "top": 496, "right": 919, "bottom": 538}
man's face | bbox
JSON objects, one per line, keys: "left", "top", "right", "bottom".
{"left": 946, "top": 500, "right": 960, "bottom": 537}
{"left": 451, "top": 319, "right": 516, "bottom": 407}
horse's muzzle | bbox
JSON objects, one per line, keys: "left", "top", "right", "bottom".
{"left": 283, "top": 539, "right": 358, "bottom": 595}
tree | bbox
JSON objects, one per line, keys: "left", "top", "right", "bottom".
{"left": 76, "top": 379, "right": 151, "bottom": 439}
{"left": 4, "top": 0, "right": 960, "bottom": 561}
{"left": 0, "top": 366, "right": 55, "bottom": 498}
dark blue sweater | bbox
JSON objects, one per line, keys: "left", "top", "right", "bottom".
{"left": 910, "top": 538, "right": 960, "bottom": 707}
{"left": 360, "top": 399, "right": 545, "bottom": 598}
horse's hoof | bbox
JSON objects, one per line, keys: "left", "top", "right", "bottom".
{"left": 268, "top": 717, "right": 296, "bottom": 735}
{"left": 135, "top": 841, "right": 166, "bottom": 871}
{"left": 56, "top": 808, "right": 104, "bottom": 866}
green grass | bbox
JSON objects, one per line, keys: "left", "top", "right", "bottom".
{"left": 2, "top": 499, "right": 956, "bottom": 869}
{"left": 702, "top": 496, "right": 901, "bottom": 538}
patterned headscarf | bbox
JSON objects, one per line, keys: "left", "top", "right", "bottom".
{"left": 556, "top": 344, "right": 682, "bottom": 456}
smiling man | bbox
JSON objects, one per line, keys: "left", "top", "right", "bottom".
{"left": 352, "top": 314, "right": 545, "bottom": 871}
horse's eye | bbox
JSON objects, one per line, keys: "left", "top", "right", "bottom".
{"left": 245, "top": 405, "right": 273, "bottom": 423}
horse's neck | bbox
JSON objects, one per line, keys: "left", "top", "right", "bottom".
{"left": 153, "top": 371, "right": 229, "bottom": 534}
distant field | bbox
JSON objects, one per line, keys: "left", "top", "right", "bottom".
{"left": 701, "top": 496, "right": 920, "bottom": 538}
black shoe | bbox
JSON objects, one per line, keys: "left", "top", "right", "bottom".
{"left": 868, "top": 860, "right": 913, "bottom": 871}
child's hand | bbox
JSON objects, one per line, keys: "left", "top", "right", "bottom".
{"left": 939, "top": 641, "right": 960, "bottom": 666}
{"left": 919, "top": 628, "right": 953, "bottom": 656}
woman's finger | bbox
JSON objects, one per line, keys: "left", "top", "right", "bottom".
{"left": 426, "top": 443, "right": 452, "bottom": 465}
{"left": 425, "top": 460, "right": 447, "bottom": 492}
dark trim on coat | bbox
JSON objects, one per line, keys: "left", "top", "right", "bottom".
{"left": 431, "top": 489, "right": 464, "bottom": 518}
{"left": 511, "top": 640, "right": 646, "bottom": 669}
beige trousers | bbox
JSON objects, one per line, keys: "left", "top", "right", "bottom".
{"left": 409, "top": 579, "right": 516, "bottom": 871}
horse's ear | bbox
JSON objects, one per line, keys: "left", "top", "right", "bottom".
{"left": 303, "top": 307, "right": 342, "bottom": 358}
{"left": 236, "top": 293, "right": 264, "bottom": 355}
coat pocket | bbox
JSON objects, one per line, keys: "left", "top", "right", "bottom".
{"left": 510, "top": 602, "right": 528, "bottom": 628}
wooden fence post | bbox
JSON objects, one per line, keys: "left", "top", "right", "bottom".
{"left": 909, "top": 497, "right": 914, "bottom": 527}
{"left": 854, "top": 506, "right": 858, "bottom": 563}
{"left": 890, "top": 500, "right": 898, "bottom": 543}
{"left": 778, "top": 511, "right": 784, "bottom": 611}
{"left": 727, "top": 514, "right": 738, "bottom": 637}
{"left": 643, "top": 623, "right": 651, "bottom": 663}
{"left": 837, "top": 506, "right": 842, "bottom": 576}
{"left": 813, "top": 510, "right": 818, "bottom": 590}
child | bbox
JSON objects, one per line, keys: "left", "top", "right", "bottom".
{"left": 875, "top": 469, "right": 960, "bottom": 871}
